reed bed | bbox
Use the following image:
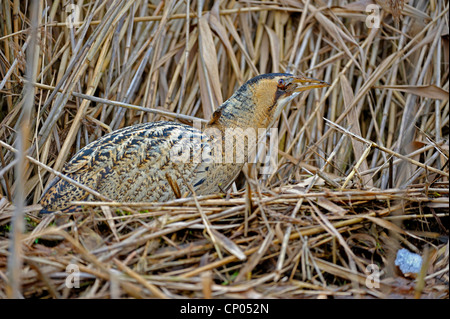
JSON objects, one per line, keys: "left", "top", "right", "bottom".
{"left": 0, "top": 0, "right": 448, "bottom": 298}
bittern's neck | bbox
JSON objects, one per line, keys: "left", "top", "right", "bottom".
{"left": 207, "top": 89, "right": 273, "bottom": 131}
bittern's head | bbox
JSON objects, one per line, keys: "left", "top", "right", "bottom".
{"left": 210, "top": 73, "right": 329, "bottom": 129}
{"left": 250, "top": 73, "right": 329, "bottom": 127}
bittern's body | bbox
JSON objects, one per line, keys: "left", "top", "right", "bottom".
{"left": 40, "top": 73, "right": 328, "bottom": 213}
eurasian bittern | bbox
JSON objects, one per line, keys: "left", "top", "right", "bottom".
{"left": 39, "top": 73, "right": 329, "bottom": 213}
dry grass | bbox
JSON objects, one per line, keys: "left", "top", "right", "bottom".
{"left": 0, "top": 0, "right": 448, "bottom": 298}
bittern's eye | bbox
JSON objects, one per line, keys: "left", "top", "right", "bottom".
{"left": 277, "top": 79, "right": 287, "bottom": 90}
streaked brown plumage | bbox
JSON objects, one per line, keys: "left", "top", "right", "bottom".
{"left": 39, "top": 73, "right": 329, "bottom": 213}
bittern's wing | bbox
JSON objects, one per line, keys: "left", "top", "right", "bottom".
{"left": 40, "top": 121, "right": 215, "bottom": 212}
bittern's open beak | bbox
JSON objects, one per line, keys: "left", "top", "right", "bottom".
{"left": 291, "top": 76, "right": 330, "bottom": 92}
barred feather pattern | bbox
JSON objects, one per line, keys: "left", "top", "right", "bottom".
{"left": 39, "top": 121, "right": 242, "bottom": 213}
